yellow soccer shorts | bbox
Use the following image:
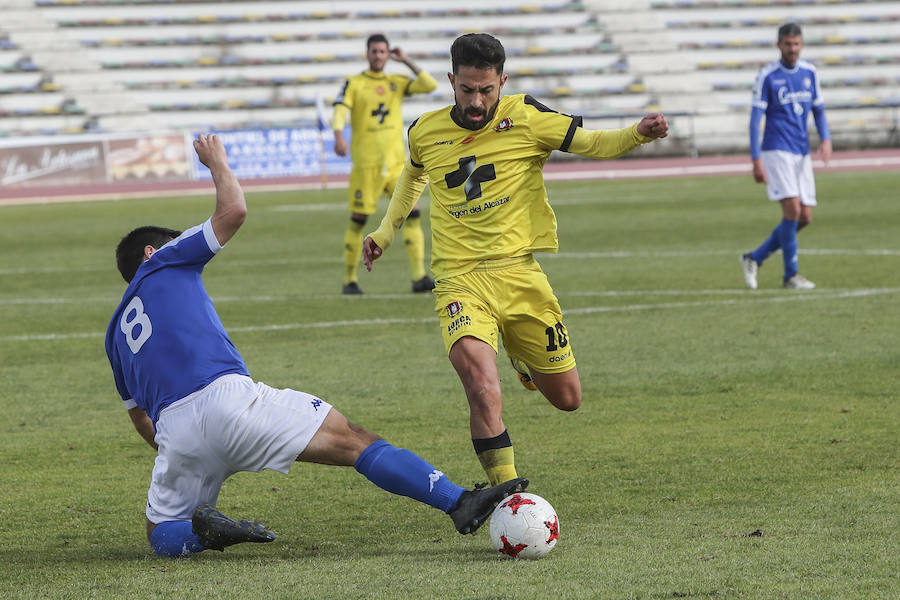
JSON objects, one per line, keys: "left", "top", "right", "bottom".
{"left": 347, "top": 162, "right": 404, "bottom": 215}
{"left": 434, "top": 255, "right": 576, "bottom": 374}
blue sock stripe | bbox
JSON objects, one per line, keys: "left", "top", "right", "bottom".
{"left": 355, "top": 441, "right": 464, "bottom": 514}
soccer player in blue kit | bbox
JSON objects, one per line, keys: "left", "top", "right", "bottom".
{"left": 741, "top": 23, "right": 832, "bottom": 290}
{"left": 105, "top": 133, "right": 526, "bottom": 558}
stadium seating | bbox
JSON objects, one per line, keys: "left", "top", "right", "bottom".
{"left": 0, "top": 0, "right": 896, "bottom": 152}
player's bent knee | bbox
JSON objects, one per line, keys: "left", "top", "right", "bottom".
{"left": 550, "top": 390, "right": 581, "bottom": 412}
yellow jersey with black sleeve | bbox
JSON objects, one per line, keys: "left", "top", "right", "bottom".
{"left": 332, "top": 69, "right": 437, "bottom": 169}
{"left": 368, "top": 93, "right": 654, "bottom": 281}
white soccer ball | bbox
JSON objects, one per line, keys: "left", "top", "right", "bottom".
{"left": 489, "top": 492, "right": 559, "bottom": 559}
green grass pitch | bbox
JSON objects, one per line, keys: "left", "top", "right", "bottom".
{"left": 1, "top": 170, "right": 898, "bottom": 599}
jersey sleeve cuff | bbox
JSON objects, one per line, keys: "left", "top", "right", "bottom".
{"left": 202, "top": 218, "right": 223, "bottom": 254}
{"left": 123, "top": 398, "right": 138, "bottom": 410}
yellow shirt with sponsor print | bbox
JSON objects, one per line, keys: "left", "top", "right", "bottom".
{"left": 368, "top": 93, "right": 655, "bottom": 280}
{"left": 332, "top": 69, "right": 437, "bottom": 169}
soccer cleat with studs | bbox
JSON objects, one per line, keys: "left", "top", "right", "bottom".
{"left": 191, "top": 504, "right": 276, "bottom": 552}
{"left": 450, "top": 477, "right": 529, "bottom": 535}
{"left": 740, "top": 253, "right": 759, "bottom": 290}
{"left": 509, "top": 357, "right": 538, "bottom": 391}
{"left": 412, "top": 275, "right": 436, "bottom": 293}
{"left": 783, "top": 274, "right": 815, "bottom": 289}
{"left": 342, "top": 281, "right": 364, "bottom": 295}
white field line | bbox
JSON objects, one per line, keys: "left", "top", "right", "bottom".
{"left": 3, "top": 287, "right": 898, "bottom": 343}
{"left": 3, "top": 286, "right": 897, "bottom": 307}
{"left": 542, "top": 155, "right": 900, "bottom": 181}
{"left": 1, "top": 247, "right": 898, "bottom": 278}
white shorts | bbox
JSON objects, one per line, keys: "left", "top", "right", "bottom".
{"left": 760, "top": 150, "right": 817, "bottom": 206}
{"left": 146, "top": 374, "right": 331, "bottom": 524}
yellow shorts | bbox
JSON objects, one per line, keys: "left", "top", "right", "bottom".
{"left": 347, "top": 162, "right": 404, "bottom": 215}
{"left": 434, "top": 255, "right": 576, "bottom": 374}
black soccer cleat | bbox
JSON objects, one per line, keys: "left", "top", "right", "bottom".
{"left": 450, "top": 477, "right": 529, "bottom": 535}
{"left": 342, "top": 282, "right": 364, "bottom": 295}
{"left": 191, "top": 504, "right": 276, "bottom": 552}
{"left": 411, "top": 275, "right": 435, "bottom": 293}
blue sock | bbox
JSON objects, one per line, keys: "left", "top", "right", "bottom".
{"left": 354, "top": 440, "right": 465, "bottom": 514}
{"left": 750, "top": 223, "right": 783, "bottom": 265}
{"left": 777, "top": 218, "right": 799, "bottom": 281}
{"left": 150, "top": 520, "right": 206, "bottom": 557}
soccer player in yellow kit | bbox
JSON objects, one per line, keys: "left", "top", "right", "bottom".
{"left": 363, "top": 33, "right": 669, "bottom": 486}
{"left": 333, "top": 34, "right": 438, "bottom": 294}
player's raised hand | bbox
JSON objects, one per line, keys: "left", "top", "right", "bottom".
{"left": 193, "top": 134, "right": 229, "bottom": 172}
{"left": 362, "top": 236, "right": 383, "bottom": 271}
{"left": 389, "top": 47, "right": 408, "bottom": 63}
{"left": 637, "top": 113, "right": 668, "bottom": 139}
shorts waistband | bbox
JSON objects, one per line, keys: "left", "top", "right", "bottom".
{"left": 158, "top": 374, "right": 253, "bottom": 419}
{"left": 471, "top": 254, "right": 535, "bottom": 272}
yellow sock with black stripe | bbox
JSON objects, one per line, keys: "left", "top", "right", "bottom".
{"left": 343, "top": 218, "right": 365, "bottom": 285}
{"left": 473, "top": 430, "right": 518, "bottom": 486}
{"left": 402, "top": 210, "right": 427, "bottom": 281}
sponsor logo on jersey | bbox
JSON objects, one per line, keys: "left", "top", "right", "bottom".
{"left": 376, "top": 86, "right": 385, "bottom": 96}
{"left": 494, "top": 117, "right": 513, "bottom": 132}
{"left": 433, "top": 140, "right": 453, "bottom": 145}
{"left": 310, "top": 398, "right": 323, "bottom": 411}
{"left": 777, "top": 87, "right": 812, "bottom": 105}
{"left": 447, "top": 315, "right": 472, "bottom": 335}
{"left": 447, "top": 301, "right": 463, "bottom": 316}
{"left": 549, "top": 349, "right": 572, "bottom": 363}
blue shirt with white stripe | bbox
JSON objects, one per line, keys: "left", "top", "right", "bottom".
{"left": 105, "top": 219, "right": 249, "bottom": 423}
{"left": 750, "top": 59, "right": 830, "bottom": 159}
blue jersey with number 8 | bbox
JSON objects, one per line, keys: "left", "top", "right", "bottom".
{"left": 105, "top": 220, "right": 249, "bottom": 423}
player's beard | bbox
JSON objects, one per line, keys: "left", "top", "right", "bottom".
{"left": 453, "top": 96, "right": 501, "bottom": 130}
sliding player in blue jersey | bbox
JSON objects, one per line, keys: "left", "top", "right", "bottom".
{"left": 105, "top": 133, "right": 525, "bottom": 557}
{"left": 741, "top": 23, "right": 832, "bottom": 290}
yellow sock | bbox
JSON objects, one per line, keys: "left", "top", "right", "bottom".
{"left": 476, "top": 447, "right": 518, "bottom": 486}
{"left": 343, "top": 220, "right": 365, "bottom": 285}
{"left": 402, "top": 216, "right": 426, "bottom": 281}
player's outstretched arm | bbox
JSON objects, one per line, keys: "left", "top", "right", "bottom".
{"left": 363, "top": 162, "right": 428, "bottom": 270}
{"left": 566, "top": 113, "right": 667, "bottom": 160}
{"left": 194, "top": 134, "right": 247, "bottom": 246}
{"left": 128, "top": 406, "right": 158, "bottom": 450}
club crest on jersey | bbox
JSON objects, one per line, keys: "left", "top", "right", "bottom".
{"left": 390, "top": 83, "right": 397, "bottom": 91}
{"left": 803, "top": 77, "right": 811, "bottom": 89}
{"left": 447, "top": 301, "right": 463, "bottom": 316}
{"left": 494, "top": 118, "right": 513, "bottom": 132}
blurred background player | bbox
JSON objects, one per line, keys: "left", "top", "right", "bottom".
{"left": 742, "top": 22, "right": 832, "bottom": 290}
{"left": 362, "top": 33, "right": 668, "bottom": 486}
{"left": 105, "top": 133, "right": 526, "bottom": 557}
{"left": 333, "top": 34, "right": 438, "bottom": 294}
